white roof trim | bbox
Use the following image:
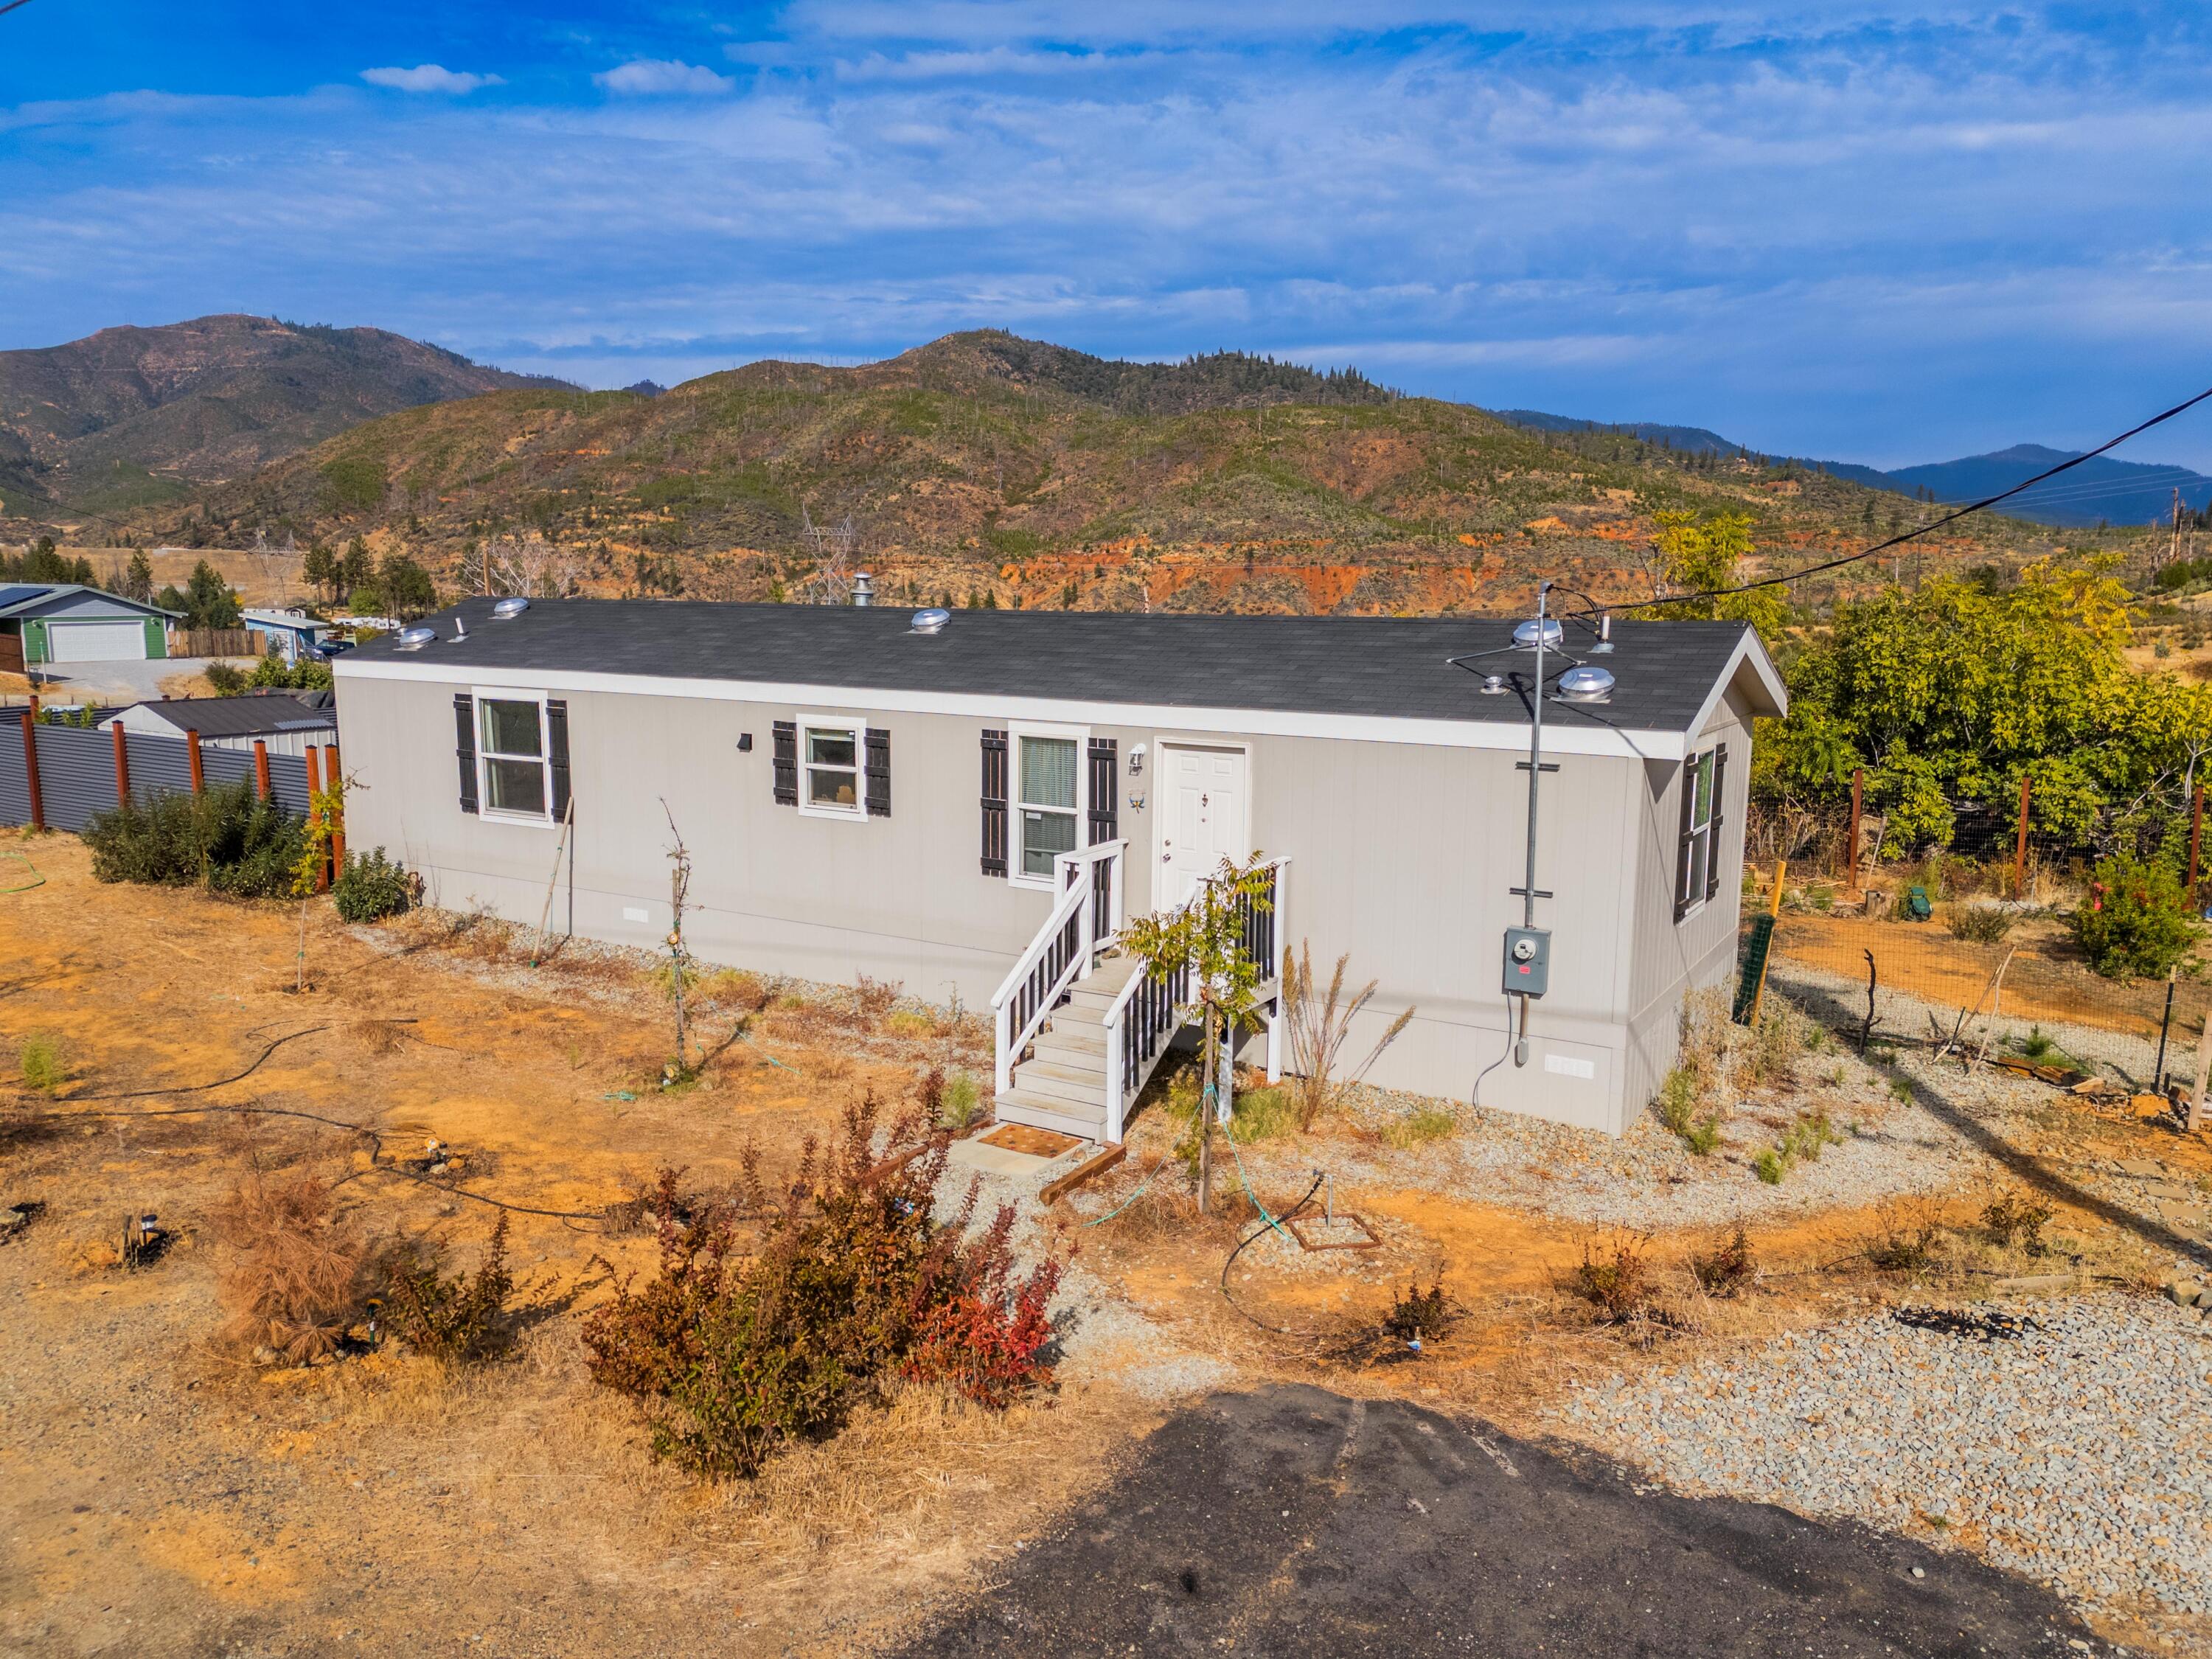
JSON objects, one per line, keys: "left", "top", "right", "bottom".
{"left": 337, "top": 655, "right": 1695, "bottom": 761}
{"left": 1683, "top": 630, "right": 1788, "bottom": 739}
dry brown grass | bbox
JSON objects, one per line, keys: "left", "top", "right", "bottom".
{"left": 348, "top": 1018, "right": 409, "bottom": 1057}
{"left": 212, "top": 1166, "right": 374, "bottom": 1362}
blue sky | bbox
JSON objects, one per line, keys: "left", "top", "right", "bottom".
{"left": 4, "top": 2, "right": 2211, "bottom": 469}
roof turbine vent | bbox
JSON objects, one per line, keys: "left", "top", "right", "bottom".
{"left": 1512, "top": 617, "right": 1563, "bottom": 651}
{"left": 394, "top": 626, "right": 437, "bottom": 652}
{"left": 492, "top": 597, "right": 530, "bottom": 620}
{"left": 1558, "top": 665, "right": 1615, "bottom": 703}
{"left": 909, "top": 607, "right": 950, "bottom": 635}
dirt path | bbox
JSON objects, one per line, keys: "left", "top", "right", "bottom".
{"left": 896, "top": 1384, "right": 2109, "bottom": 1658}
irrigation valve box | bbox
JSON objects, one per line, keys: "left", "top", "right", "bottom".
{"left": 1503, "top": 927, "right": 1551, "bottom": 998}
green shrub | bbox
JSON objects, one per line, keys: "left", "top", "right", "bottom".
{"left": 1753, "top": 1148, "right": 1787, "bottom": 1185}
{"left": 83, "top": 780, "right": 304, "bottom": 898}
{"left": 204, "top": 661, "right": 248, "bottom": 695}
{"left": 1688, "top": 1222, "right": 1755, "bottom": 1295}
{"left": 2073, "top": 853, "right": 2199, "bottom": 980}
{"left": 1682, "top": 1116, "right": 1722, "bottom": 1156}
{"left": 938, "top": 1072, "right": 983, "bottom": 1131}
{"left": 333, "top": 848, "right": 414, "bottom": 922}
{"left": 377, "top": 1216, "right": 516, "bottom": 1363}
{"left": 1382, "top": 1102, "right": 1456, "bottom": 1150}
{"left": 19, "top": 1034, "right": 64, "bottom": 1093}
{"left": 246, "top": 654, "right": 334, "bottom": 692}
{"left": 1948, "top": 902, "right": 2015, "bottom": 944}
{"left": 1655, "top": 1067, "right": 1697, "bottom": 1135}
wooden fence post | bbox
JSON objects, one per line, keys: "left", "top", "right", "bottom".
{"left": 253, "top": 739, "right": 271, "bottom": 801}
{"left": 304, "top": 745, "right": 327, "bottom": 891}
{"left": 2013, "top": 773, "right": 2031, "bottom": 898}
{"left": 323, "top": 743, "right": 344, "bottom": 880}
{"left": 19, "top": 711, "right": 42, "bottom": 832}
{"left": 1844, "top": 768, "right": 1864, "bottom": 890}
{"left": 111, "top": 721, "right": 129, "bottom": 807}
{"left": 2190, "top": 784, "right": 2205, "bottom": 912}
{"left": 187, "top": 728, "right": 204, "bottom": 795}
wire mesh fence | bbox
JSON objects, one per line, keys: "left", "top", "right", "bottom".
{"left": 1742, "top": 858, "right": 2205, "bottom": 1096}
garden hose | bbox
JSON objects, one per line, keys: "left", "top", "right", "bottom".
{"left": 0, "top": 850, "right": 42, "bottom": 892}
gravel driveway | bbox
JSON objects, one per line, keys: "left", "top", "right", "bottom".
{"left": 1558, "top": 1293, "right": 2212, "bottom": 1627}
{"left": 900, "top": 1384, "right": 2107, "bottom": 1657}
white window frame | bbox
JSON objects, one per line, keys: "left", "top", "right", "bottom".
{"left": 473, "top": 686, "right": 554, "bottom": 827}
{"left": 796, "top": 714, "right": 869, "bottom": 821}
{"left": 1677, "top": 745, "right": 1718, "bottom": 921}
{"left": 1006, "top": 720, "right": 1090, "bottom": 891}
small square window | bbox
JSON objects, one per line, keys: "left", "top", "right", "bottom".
{"left": 800, "top": 720, "right": 866, "bottom": 818}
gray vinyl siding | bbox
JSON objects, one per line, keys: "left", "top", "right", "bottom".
{"left": 340, "top": 676, "right": 1681, "bottom": 1132}
{"left": 1618, "top": 684, "right": 1757, "bottom": 1120}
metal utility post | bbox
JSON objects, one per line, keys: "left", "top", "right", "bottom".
{"left": 2014, "top": 773, "right": 2032, "bottom": 898}
{"left": 1845, "top": 768, "right": 1864, "bottom": 889}
{"left": 1521, "top": 582, "right": 1548, "bottom": 932}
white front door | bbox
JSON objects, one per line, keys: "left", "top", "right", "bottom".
{"left": 1158, "top": 743, "right": 1251, "bottom": 909}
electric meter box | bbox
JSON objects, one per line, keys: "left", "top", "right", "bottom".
{"left": 1503, "top": 926, "right": 1551, "bottom": 998}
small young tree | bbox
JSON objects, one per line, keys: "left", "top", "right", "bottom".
{"left": 1122, "top": 854, "right": 1275, "bottom": 1213}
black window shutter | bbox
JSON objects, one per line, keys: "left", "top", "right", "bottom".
{"left": 1705, "top": 742, "right": 1728, "bottom": 903}
{"left": 546, "top": 699, "right": 571, "bottom": 822}
{"left": 453, "top": 692, "right": 479, "bottom": 815}
{"left": 865, "top": 727, "right": 891, "bottom": 818}
{"left": 1672, "top": 752, "right": 1697, "bottom": 920}
{"left": 772, "top": 720, "right": 797, "bottom": 806}
{"left": 980, "top": 728, "right": 1008, "bottom": 877}
{"left": 1087, "top": 737, "right": 1118, "bottom": 844}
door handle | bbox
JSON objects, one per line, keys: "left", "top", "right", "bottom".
{"left": 1162, "top": 852, "right": 1172, "bottom": 863}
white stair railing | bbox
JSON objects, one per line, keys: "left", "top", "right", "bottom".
{"left": 990, "top": 840, "right": 1126, "bottom": 1096}
{"left": 1102, "top": 856, "right": 1288, "bottom": 1144}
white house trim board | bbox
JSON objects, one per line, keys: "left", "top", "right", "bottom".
{"left": 1683, "top": 632, "right": 1790, "bottom": 740}
{"left": 339, "top": 658, "right": 1688, "bottom": 761}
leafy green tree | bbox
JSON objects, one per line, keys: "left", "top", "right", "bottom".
{"left": 338, "top": 537, "right": 375, "bottom": 599}
{"left": 2073, "top": 853, "right": 2200, "bottom": 979}
{"left": 377, "top": 554, "right": 437, "bottom": 620}
{"left": 182, "top": 560, "right": 243, "bottom": 629}
{"left": 1649, "top": 510, "right": 1788, "bottom": 642}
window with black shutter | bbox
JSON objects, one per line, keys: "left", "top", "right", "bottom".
{"left": 772, "top": 720, "right": 797, "bottom": 806}
{"left": 980, "top": 728, "right": 1008, "bottom": 876}
{"left": 1705, "top": 742, "right": 1728, "bottom": 904}
{"left": 1673, "top": 745, "right": 1721, "bottom": 921}
{"left": 1086, "top": 737, "right": 1118, "bottom": 844}
{"left": 865, "top": 727, "right": 891, "bottom": 817}
{"left": 546, "top": 698, "right": 572, "bottom": 823}
{"left": 453, "top": 692, "right": 479, "bottom": 814}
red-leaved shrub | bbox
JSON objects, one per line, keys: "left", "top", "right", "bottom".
{"left": 582, "top": 1093, "right": 1068, "bottom": 1478}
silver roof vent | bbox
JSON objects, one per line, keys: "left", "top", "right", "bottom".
{"left": 909, "top": 607, "right": 950, "bottom": 635}
{"left": 1512, "top": 618, "right": 1563, "bottom": 650}
{"left": 852, "top": 571, "right": 874, "bottom": 607}
{"left": 492, "top": 597, "right": 530, "bottom": 620}
{"left": 394, "top": 625, "right": 437, "bottom": 652}
{"left": 1558, "top": 665, "right": 1615, "bottom": 703}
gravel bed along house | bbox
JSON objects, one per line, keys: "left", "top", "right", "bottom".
{"left": 1554, "top": 1292, "right": 2212, "bottom": 1622}
{"left": 1211, "top": 1040, "right": 2053, "bottom": 1231}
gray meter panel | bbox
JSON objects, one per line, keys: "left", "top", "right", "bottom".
{"left": 1503, "top": 926, "right": 1551, "bottom": 998}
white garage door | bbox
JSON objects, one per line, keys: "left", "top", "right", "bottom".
{"left": 46, "top": 620, "right": 150, "bottom": 662}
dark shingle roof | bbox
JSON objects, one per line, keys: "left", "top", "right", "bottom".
{"left": 342, "top": 599, "right": 1778, "bottom": 733}
{"left": 114, "top": 695, "right": 338, "bottom": 739}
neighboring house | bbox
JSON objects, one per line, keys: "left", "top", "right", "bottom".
{"left": 242, "top": 609, "right": 335, "bottom": 664}
{"left": 333, "top": 599, "right": 1784, "bottom": 1141}
{"left": 0, "top": 585, "right": 179, "bottom": 672}
{"left": 101, "top": 690, "right": 338, "bottom": 757}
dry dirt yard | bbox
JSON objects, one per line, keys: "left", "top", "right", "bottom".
{"left": 0, "top": 833, "right": 2206, "bottom": 1656}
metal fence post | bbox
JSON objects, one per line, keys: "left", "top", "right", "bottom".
{"left": 323, "top": 742, "right": 344, "bottom": 880}
{"left": 111, "top": 721, "right": 129, "bottom": 807}
{"left": 1844, "top": 768, "right": 1863, "bottom": 889}
{"left": 305, "top": 745, "right": 327, "bottom": 891}
{"left": 2013, "top": 773, "right": 2031, "bottom": 898}
{"left": 19, "top": 711, "right": 42, "bottom": 832}
{"left": 187, "top": 728, "right": 204, "bottom": 795}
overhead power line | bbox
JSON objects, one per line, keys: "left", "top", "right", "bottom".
{"left": 1581, "top": 382, "right": 2212, "bottom": 619}
{"left": 0, "top": 1, "right": 35, "bottom": 16}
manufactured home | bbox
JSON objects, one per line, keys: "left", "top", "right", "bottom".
{"left": 333, "top": 599, "right": 1784, "bottom": 1141}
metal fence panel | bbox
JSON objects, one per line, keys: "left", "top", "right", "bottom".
{"left": 0, "top": 722, "right": 28, "bottom": 825}
{"left": 123, "top": 732, "right": 195, "bottom": 801}
{"left": 265, "top": 752, "right": 311, "bottom": 817}
{"left": 30, "top": 726, "right": 119, "bottom": 832}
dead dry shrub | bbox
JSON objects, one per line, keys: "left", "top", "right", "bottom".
{"left": 1282, "top": 941, "right": 1416, "bottom": 1130}
{"left": 349, "top": 1018, "right": 408, "bottom": 1057}
{"left": 1743, "top": 999, "right": 1809, "bottom": 1088}
{"left": 701, "top": 969, "right": 775, "bottom": 1013}
{"left": 853, "top": 974, "right": 904, "bottom": 1021}
{"left": 213, "top": 1168, "right": 375, "bottom": 1362}
{"left": 1980, "top": 1186, "right": 2056, "bottom": 1255}
{"left": 1573, "top": 1230, "right": 1658, "bottom": 1324}
{"left": 1863, "top": 1199, "right": 1945, "bottom": 1271}
{"left": 1688, "top": 1222, "right": 1756, "bottom": 1297}
{"left": 581, "top": 1093, "right": 1068, "bottom": 1480}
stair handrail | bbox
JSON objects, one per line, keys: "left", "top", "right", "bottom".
{"left": 1101, "top": 855, "right": 1290, "bottom": 1144}
{"left": 991, "top": 840, "right": 1126, "bottom": 1096}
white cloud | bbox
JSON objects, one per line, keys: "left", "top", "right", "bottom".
{"left": 594, "top": 60, "right": 737, "bottom": 97}
{"left": 360, "top": 66, "right": 504, "bottom": 95}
